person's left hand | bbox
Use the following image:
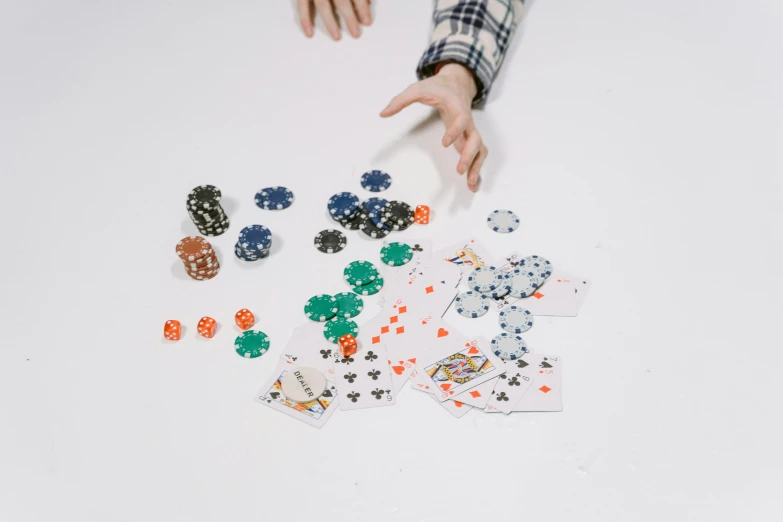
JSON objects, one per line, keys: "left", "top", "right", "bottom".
{"left": 297, "top": 0, "right": 373, "bottom": 40}
{"left": 379, "top": 63, "right": 487, "bottom": 192}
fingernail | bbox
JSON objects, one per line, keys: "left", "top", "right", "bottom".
{"left": 362, "top": 16, "right": 371, "bottom": 25}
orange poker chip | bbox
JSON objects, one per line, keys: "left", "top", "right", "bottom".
{"left": 175, "top": 236, "right": 212, "bottom": 262}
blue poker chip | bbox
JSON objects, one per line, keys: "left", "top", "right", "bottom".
{"left": 360, "top": 170, "right": 392, "bottom": 192}
{"left": 238, "top": 225, "right": 272, "bottom": 251}
{"left": 367, "top": 208, "right": 391, "bottom": 231}
{"left": 327, "top": 192, "right": 360, "bottom": 218}
{"left": 362, "top": 197, "right": 388, "bottom": 213}
{"left": 234, "top": 242, "right": 270, "bottom": 261}
{"left": 255, "top": 186, "right": 294, "bottom": 210}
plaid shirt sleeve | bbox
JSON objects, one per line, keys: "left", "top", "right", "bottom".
{"left": 417, "top": 0, "right": 525, "bottom": 104}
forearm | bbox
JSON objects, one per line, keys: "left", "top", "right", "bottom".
{"left": 417, "top": 0, "right": 525, "bottom": 104}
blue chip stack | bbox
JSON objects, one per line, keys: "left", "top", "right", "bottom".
{"left": 235, "top": 225, "right": 272, "bottom": 261}
{"left": 327, "top": 191, "right": 362, "bottom": 229}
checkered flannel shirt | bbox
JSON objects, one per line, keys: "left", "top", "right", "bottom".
{"left": 417, "top": 0, "right": 524, "bottom": 105}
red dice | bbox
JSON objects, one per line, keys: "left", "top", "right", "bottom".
{"left": 338, "top": 333, "right": 358, "bottom": 357}
{"left": 235, "top": 308, "right": 255, "bottom": 330}
{"left": 197, "top": 316, "right": 217, "bottom": 338}
{"left": 415, "top": 205, "right": 430, "bottom": 224}
{"left": 163, "top": 320, "right": 181, "bottom": 341}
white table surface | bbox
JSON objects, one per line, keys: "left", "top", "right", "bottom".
{"left": 2, "top": 1, "right": 782, "bottom": 521}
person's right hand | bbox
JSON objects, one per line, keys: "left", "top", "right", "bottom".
{"left": 297, "top": 0, "right": 373, "bottom": 40}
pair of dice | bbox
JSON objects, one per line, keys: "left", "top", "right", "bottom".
{"left": 163, "top": 308, "right": 256, "bottom": 341}
{"left": 338, "top": 333, "right": 358, "bottom": 357}
{"left": 415, "top": 205, "right": 430, "bottom": 225}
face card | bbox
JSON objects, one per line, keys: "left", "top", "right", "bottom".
{"left": 484, "top": 356, "right": 536, "bottom": 414}
{"left": 513, "top": 355, "right": 563, "bottom": 412}
{"left": 255, "top": 363, "right": 338, "bottom": 428}
{"left": 450, "top": 375, "right": 498, "bottom": 409}
{"left": 417, "top": 334, "right": 504, "bottom": 401}
{"left": 279, "top": 322, "right": 338, "bottom": 381}
{"left": 331, "top": 343, "right": 396, "bottom": 411}
{"left": 410, "top": 370, "right": 473, "bottom": 418}
{"left": 433, "top": 237, "right": 498, "bottom": 277}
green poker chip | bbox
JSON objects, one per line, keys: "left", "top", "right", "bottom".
{"left": 343, "top": 260, "right": 378, "bottom": 286}
{"left": 333, "top": 292, "right": 364, "bottom": 318}
{"left": 352, "top": 276, "right": 384, "bottom": 296}
{"left": 304, "top": 294, "right": 338, "bottom": 322}
{"left": 380, "top": 242, "right": 413, "bottom": 267}
{"left": 234, "top": 330, "right": 270, "bottom": 359}
{"left": 323, "top": 317, "right": 359, "bottom": 343}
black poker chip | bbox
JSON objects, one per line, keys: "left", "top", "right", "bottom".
{"left": 359, "top": 213, "right": 391, "bottom": 239}
{"left": 334, "top": 207, "right": 367, "bottom": 230}
{"left": 186, "top": 184, "right": 229, "bottom": 235}
{"left": 314, "top": 229, "right": 347, "bottom": 254}
{"left": 380, "top": 201, "right": 414, "bottom": 230}
{"left": 186, "top": 185, "right": 222, "bottom": 210}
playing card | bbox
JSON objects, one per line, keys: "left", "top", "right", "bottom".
{"left": 484, "top": 356, "right": 536, "bottom": 414}
{"left": 255, "top": 362, "right": 338, "bottom": 428}
{"left": 279, "top": 321, "right": 338, "bottom": 381}
{"left": 382, "top": 259, "right": 461, "bottom": 319}
{"left": 410, "top": 370, "right": 473, "bottom": 418}
{"left": 513, "top": 355, "right": 563, "bottom": 412}
{"left": 449, "top": 375, "right": 498, "bottom": 408}
{"left": 433, "top": 237, "right": 498, "bottom": 277}
{"left": 331, "top": 343, "right": 396, "bottom": 411}
{"left": 378, "top": 238, "right": 433, "bottom": 307}
{"left": 417, "top": 333, "right": 504, "bottom": 401}
{"left": 388, "top": 356, "right": 416, "bottom": 393}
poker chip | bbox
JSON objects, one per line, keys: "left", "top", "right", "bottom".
{"left": 343, "top": 261, "right": 378, "bottom": 286}
{"left": 175, "top": 236, "right": 221, "bottom": 281}
{"left": 468, "top": 266, "right": 503, "bottom": 294}
{"left": 333, "top": 207, "right": 367, "bottom": 230}
{"left": 367, "top": 206, "right": 392, "bottom": 231}
{"left": 176, "top": 236, "right": 212, "bottom": 262}
{"left": 507, "top": 267, "right": 541, "bottom": 298}
{"left": 333, "top": 292, "right": 364, "bottom": 318}
{"left": 314, "top": 229, "right": 347, "bottom": 254}
{"left": 380, "top": 242, "right": 413, "bottom": 266}
{"left": 281, "top": 366, "right": 327, "bottom": 402}
{"left": 234, "top": 330, "right": 271, "bottom": 359}
{"left": 454, "top": 291, "right": 490, "bottom": 318}
{"left": 491, "top": 333, "right": 529, "bottom": 360}
{"left": 186, "top": 185, "right": 229, "bottom": 236}
{"left": 235, "top": 225, "right": 273, "bottom": 261}
{"left": 499, "top": 306, "right": 534, "bottom": 333}
{"left": 186, "top": 185, "right": 222, "bottom": 210}
{"left": 521, "top": 255, "right": 553, "bottom": 279}
{"left": 360, "top": 170, "right": 392, "bottom": 192}
{"left": 304, "top": 294, "right": 339, "bottom": 322}
{"left": 255, "top": 186, "right": 294, "bottom": 210}
{"left": 362, "top": 197, "right": 388, "bottom": 213}
{"left": 328, "top": 192, "right": 360, "bottom": 218}
{"left": 380, "top": 201, "right": 415, "bottom": 230}
{"left": 358, "top": 213, "right": 392, "bottom": 239}
{"left": 323, "top": 317, "right": 359, "bottom": 343}
{"left": 351, "top": 276, "right": 384, "bottom": 296}
{"left": 487, "top": 210, "right": 520, "bottom": 233}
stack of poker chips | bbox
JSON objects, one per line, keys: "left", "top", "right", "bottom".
{"left": 235, "top": 225, "right": 272, "bottom": 261}
{"left": 328, "top": 191, "right": 364, "bottom": 230}
{"left": 175, "top": 236, "right": 221, "bottom": 281}
{"left": 187, "top": 185, "right": 229, "bottom": 236}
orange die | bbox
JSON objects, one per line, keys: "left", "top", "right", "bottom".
{"left": 234, "top": 308, "right": 255, "bottom": 330}
{"left": 414, "top": 205, "right": 430, "bottom": 224}
{"left": 163, "top": 320, "right": 181, "bottom": 341}
{"left": 197, "top": 316, "right": 217, "bottom": 338}
{"left": 338, "top": 333, "right": 358, "bottom": 357}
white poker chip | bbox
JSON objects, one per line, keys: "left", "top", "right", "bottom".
{"left": 521, "top": 255, "right": 552, "bottom": 279}
{"left": 499, "top": 306, "right": 534, "bottom": 333}
{"left": 485, "top": 276, "right": 511, "bottom": 299}
{"left": 454, "top": 291, "right": 490, "bottom": 318}
{"left": 468, "top": 266, "right": 503, "bottom": 294}
{"left": 491, "top": 333, "right": 529, "bottom": 360}
{"left": 280, "top": 366, "right": 327, "bottom": 403}
{"left": 487, "top": 209, "right": 520, "bottom": 233}
{"left": 507, "top": 267, "right": 541, "bottom": 298}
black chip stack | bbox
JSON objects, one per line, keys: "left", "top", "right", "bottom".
{"left": 187, "top": 185, "right": 229, "bottom": 236}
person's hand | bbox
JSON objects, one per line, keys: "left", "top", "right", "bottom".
{"left": 297, "top": 0, "right": 372, "bottom": 40}
{"left": 380, "top": 63, "right": 486, "bottom": 192}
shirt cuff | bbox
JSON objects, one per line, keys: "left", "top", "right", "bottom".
{"left": 417, "top": 38, "right": 494, "bottom": 105}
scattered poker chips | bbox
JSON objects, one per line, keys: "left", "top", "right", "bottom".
{"left": 468, "top": 266, "right": 503, "bottom": 294}
{"left": 380, "top": 201, "right": 415, "bottom": 230}
{"left": 333, "top": 292, "right": 363, "bottom": 318}
{"left": 499, "top": 306, "right": 534, "bottom": 333}
{"left": 363, "top": 197, "right": 388, "bottom": 213}
{"left": 235, "top": 225, "right": 272, "bottom": 261}
{"left": 305, "top": 294, "right": 339, "bottom": 322}
{"left": 360, "top": 170, "right": 392, "bottom": 192}
{"left": 186, "top": 185, "right": 229, "bottom": 236}
{"left": 328, "top": 192, "right": 361, "bottom": 218}
{"left": 343, "top": 261, "right": 378, "bottom": 286}
{"left": 521, "top": 255, "right": 553, "bottom": 279}
{"left": 323, "top": 317, "right": 359, "bottom": 343}
{"left": 333, "top": 207, "right": 367, "bottom": 230}
{"left": 359, "top": 213, "right": 391, "bottom": 239}
{"left": 380, "top": 242, "right": 413, "bottom": 266}
{"left": 351, "top": 276, "right": 384, "bottom": 296}
{"left": 255, "top": 186, "right": 294, "bottom": 210}
{"left": 455, "top": 291, "right": 490, "bottom": 318}
{"left": 507, "top": 267, "right": 541, "bottom": 298}
{"left": 234, "top": 330, "right": 270, "bottom": 359}
{"left": 314, "top": 229, "right": 347, "bottom": 254}
{"left": 491, "top": 333, "right": 529, "bottom": 360}
{"left": 487, "top": 210, "right": 520, "bottom": 233}
{"left": 175, "top": 236, "right": 221, "bottom": 281}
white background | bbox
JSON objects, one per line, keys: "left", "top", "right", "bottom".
{"left": 1, "top": 1, "right": 782, "bottom": 521}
